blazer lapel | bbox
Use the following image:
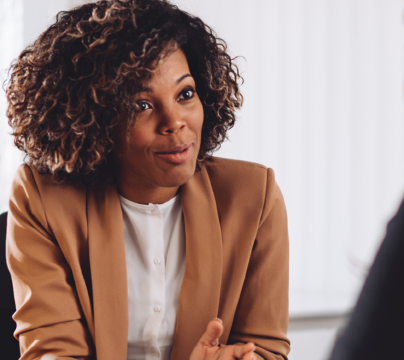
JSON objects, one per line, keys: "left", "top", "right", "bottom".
{"left": 170, "top": 166, "right": 223, "bottom": 360}
{"left": 88, "top": 183, "right": 128, "bottom": 360}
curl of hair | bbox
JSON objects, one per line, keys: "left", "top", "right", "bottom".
{"left": 5, "top": 0, "right": 243, "bottom": 186}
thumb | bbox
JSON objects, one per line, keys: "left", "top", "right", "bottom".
{"left": 199, "top": 318, "right": 224, "bottom": 347}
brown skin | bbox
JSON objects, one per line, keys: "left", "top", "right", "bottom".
{"left": 113, "top": 49, "right": 203, "bottom": 205}
{"left": 113, "top": 49, "right": 255, "bottom": 360}
{"left": 192, "top": 320, "right": 256, "bottom": 360}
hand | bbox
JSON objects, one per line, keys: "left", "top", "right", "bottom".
{"left": 190, "top": 319, "right": 256, "bottom": 360}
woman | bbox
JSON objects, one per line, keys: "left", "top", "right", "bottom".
{"left": 5, "top": 1, "right": 290, "bottom": 359}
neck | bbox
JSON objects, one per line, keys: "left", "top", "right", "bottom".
{"left": 115, "top": 176, "right": 179, "bottom": 205}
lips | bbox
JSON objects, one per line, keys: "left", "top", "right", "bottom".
{"left": 155, "top": 144, "right": 192, "bottom": 164}
{"left": 156, "top": 144, "right": 191, "bottom": 154}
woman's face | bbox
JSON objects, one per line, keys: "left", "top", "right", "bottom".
{"left": 113, "top": 49, "right": 204, "bottom": 193}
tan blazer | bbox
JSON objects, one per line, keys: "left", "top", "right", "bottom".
{"left": 6, "top": 157, "right": 290, "bottom": 360}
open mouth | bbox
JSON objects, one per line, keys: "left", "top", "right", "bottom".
{"left": 156, "top": 143, "right": 191, "bottom": 155}
{"left": 156, "top": 144, "right": 192, "bottom": 164}
{"left": 166, "top": 148, "right": 187, "bottom": 154}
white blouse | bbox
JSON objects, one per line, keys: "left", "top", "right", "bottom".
{"left": 119, "top": 193, "right": 186, "bottom": 360}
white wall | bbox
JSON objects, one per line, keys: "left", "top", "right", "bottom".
{"left": 288, "top": 327, "right": 339, "bottom": 360}
{"left": 0, "top": 0, "right": 24, "bottom": 213}
{"left": 1, "top": 0, "right": 404, "bottom": 322}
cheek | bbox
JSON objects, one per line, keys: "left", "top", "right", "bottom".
{"left": 190, "top": 102, "right": 204, "bottom": 137}
{"left": 128, "top": 121, "right": 155, "bottom": 152}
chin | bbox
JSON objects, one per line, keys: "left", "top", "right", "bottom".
{"left": 159, "top": 165, "right": 196, "bottom": 188}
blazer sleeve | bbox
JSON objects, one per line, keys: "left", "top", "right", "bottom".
{"left": 228, "top": 168, "right": 290, "bottom": 360}
{"left": 6, "top": 165, "right": 94, "bottom": 360}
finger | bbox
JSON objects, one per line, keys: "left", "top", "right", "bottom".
{"left": 233, "top": 342, "right": 255, "bottom": 359}
{"left": 198, "top": 318, "right": 224, "bottom": 347}
{"left": 242, "top": 352, "right": 257, "bottom": 360}
{"left": 242, "top": 353, "right": 256, "bottom": 360}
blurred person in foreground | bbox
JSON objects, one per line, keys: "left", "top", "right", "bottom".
{"left": 329, "top": 199, "right": 404, "bottom": 359}
{"left": 4, "top": 1, "right": 290, "bottom": 359}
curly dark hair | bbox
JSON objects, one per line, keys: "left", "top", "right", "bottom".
{"left": 5, "top": 0, "right": 243, "bottom": 186}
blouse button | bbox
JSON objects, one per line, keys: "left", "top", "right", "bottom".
{"left": 151, "top": 209, "right": 159, "bottom": 216}
{"left": 154, "top": 305, "right": 161, "bottom": 313}
{"left": 154, "top": 257, "right": 161, "bottom": 265}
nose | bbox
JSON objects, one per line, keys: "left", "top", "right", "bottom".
{"left": 158, "top": 105, "right": 186, "bottom": 135}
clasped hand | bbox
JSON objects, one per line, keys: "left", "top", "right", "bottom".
{"left": 190, "top": 319, "right": 256, "bottom": 360}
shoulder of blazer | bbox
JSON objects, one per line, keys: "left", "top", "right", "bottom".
{"left": 11, "top": 164, "right": 88, "bottom": 238}
{"left": 203, "top": 156, "right": 268, "bottom": 171}
{"left": 13, "top": 164, "right": 86, "bottom": 199}
{"left": 201, "top": 156, "right": 279, "bottom": 225}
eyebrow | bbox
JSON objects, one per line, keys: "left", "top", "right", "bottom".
{"left": 140, "top": 73, "right": 193, "bottom": 93}
{"left": 176, "top": 73, "right": 192, "bottom": 85}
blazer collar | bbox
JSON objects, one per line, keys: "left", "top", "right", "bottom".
{"left": 170, "top": 165, "right": 223, "bottom": 360}
{"left": 87, "top": 164, "right": 223, "bottom": 360}
{"left": 87, "top": 183, "right": 128, "bottom": 360}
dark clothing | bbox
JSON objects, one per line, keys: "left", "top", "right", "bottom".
{"left": 329, "top": 199, "right": 404, "bottom": 360}
{"left": 0, "top": 211, "right": 20, "bottom": 359}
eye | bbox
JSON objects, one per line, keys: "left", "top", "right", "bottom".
{"left": 178, "top": 88, "right": 195, "bottom": 101}
{"left": 138, "top": 101, "right": 151, "bottom": 111}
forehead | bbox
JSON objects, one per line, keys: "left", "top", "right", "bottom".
{"left": 150, "top": 49, "right": 191, "bottom": 85}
